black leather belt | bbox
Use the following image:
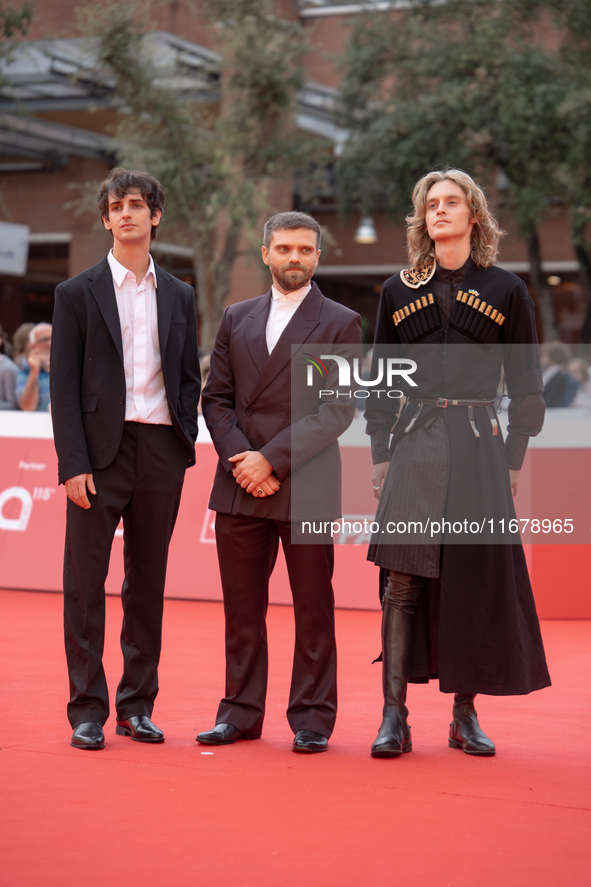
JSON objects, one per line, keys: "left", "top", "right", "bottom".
{"left": 405, "top": 397, "right": 498, "bottom": 437}
{"left": 408, "top": 397, "right": 495, "bottom": 408}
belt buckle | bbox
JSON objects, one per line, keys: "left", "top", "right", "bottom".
{"left": 436, "top": 397, "right": 448, "bottom": 408}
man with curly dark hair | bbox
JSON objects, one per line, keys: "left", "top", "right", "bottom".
{"left": 50, "top": 168, "right": 201, "bottom": 750}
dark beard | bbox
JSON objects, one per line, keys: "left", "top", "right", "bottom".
{"left": 270, "top": 261, "right": 313, "bottom": 292}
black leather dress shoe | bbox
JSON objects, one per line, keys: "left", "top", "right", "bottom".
{"left": 196, "top": 723, "right": 253, "bottom": 745}
{"left": 371, "top": 709, "right": 412, "bottom": 758}
{"left": 448, "top": 696, "right": 495, "bottom": 756}
{"left": 115, "top": 716, "right": 164, "bottom": 743}
{"left": 71, "top": 722, "right": 105, "bottom": 750}
{"left": 292, "top": 730, "right": 328, "bottom": 753}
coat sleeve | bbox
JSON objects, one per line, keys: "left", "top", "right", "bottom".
{"left": 202, "top": 307, "right": 253, "bottom": 470}
{"left": 49, "top": 284, "right": 93, "bottom": 484}
{"left": 177, "top": 285, "right": 201, "bottom": 450}
{"left": 260, "top": 312, "right": 362, "bottom": 481}
{"left": 364, "top": 283, "right": 403, "bottom": 465}
{"left": 502, "top": 279, "right": 545, "bottom": 471}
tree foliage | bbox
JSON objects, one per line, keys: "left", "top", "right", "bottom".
{"left": 544, "top": 0, "right": 591, "bottom": 343}
{"left": 338, "top": 0, "right": 591, "bottom": 342}
{"left": 77, "top": 0, "right": 314, "bottom": 350}
{"left": 0, "top": 2, "right": 33, "bottom": 218}
{"left": 0, "top": 1, "right": 31, "bottom": 42}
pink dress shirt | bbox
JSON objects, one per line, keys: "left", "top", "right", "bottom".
{"left": 265, "top": 283, "right": 312, "bottom": 354}
{"left": 107, "top": 250, "right": 171, "bottom": 425}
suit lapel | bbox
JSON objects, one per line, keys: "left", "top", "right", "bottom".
{"left": 246, "top": 282, "right": 323, "bottom": 407}
{"left": 155, "top": 265, "right": 175, "bottom": 358}
{"left": 88, "top": 257, "right": 123, "bottom": 361}
{"left": 244, "top": 291, "right": 272, "bottom": 375}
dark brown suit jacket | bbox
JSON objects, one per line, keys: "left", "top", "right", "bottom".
{"left": 202, "top": 282, "right": 362, "bottom": 522}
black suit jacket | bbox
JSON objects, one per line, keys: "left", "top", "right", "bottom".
{"left": 50, "top": 256, "right": 201, "bottom": 485}
{"left": 202, "top": 282, "right": 362, "bottom": 522}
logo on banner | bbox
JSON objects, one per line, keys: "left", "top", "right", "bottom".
{"left": 0, "top": 486, "right": 33, "bottom": 532}
{"left": 305, "top": 355, "right": 418, "bottom": 388}
{"left": 302, "top": 354, "right": 417, "bottom": 400}
{"left": 303, "top": 354, "right": 328, "bottom": 384}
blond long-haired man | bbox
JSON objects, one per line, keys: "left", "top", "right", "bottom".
{"left": 365, "top": 168, "right": 550, "bottom": 758}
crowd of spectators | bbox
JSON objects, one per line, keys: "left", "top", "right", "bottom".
{"left": 541, "top": 342, "right": 591, "bottom": 408}
{"left": 1, "top": 320, "right": 590, "bottom": 415}
{"left": 0, "top": 321, "right": 52, "bottom": 412}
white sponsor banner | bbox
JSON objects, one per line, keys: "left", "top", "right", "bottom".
{"left": 0, "top": 221, "right": 30, "bottom": 276}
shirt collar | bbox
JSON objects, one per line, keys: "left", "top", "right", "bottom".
{"left": 108, "top": 249, "right": 158, "bottom": 288}
{"left": 271, "top": 283, "right": 311, "bottom": 303}
{"left": 434, "top": 255, "right": 472, "bottom": 286}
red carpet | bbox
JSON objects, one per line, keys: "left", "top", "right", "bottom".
{"left": 1, "top": 589, "right": 590, "bottom": 886}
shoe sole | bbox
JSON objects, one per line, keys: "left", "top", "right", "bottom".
{"left": 196, "top": 735, "right": 259, "bottom": 745}
{"left": 115, "top": 726, "right": 164, "bottom": 743}
{"left": 292, "top": 745, "right": 328, "bottom": 753}
{"left": 371, "top": 743, "right": 412, "bottom": 758}
{"left": 448, "top": 738, "right": 495, "bottom": 755}
{"left": 70, "top": 741, "right": 105, "bottom": 750}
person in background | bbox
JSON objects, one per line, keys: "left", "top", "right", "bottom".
{"left": 567, "top": 357, "right": 591, "bottom": 408}
{"left": 0, "top": 323, "right": 19, "bottom": 409}
{"left": 541, "top": 342, "right": 578, "bottom": 408}
{"left": 11, "top": 321, "right": 35, "bottom": 370}
{"left": 15, "top": 322, "right": 52, "bottom": 412}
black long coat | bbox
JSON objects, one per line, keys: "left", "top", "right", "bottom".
{"left": 366, "top": 261, "right": 551, "bottom": 696}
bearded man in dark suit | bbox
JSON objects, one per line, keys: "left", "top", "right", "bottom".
{"left": 50, "top": 168, "right": 201, "bottom": 750}
{"left": 197, "top": 212, "right": 362, "bottom": 753}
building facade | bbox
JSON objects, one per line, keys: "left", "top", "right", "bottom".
{"left": 0, "top": 0, "right": 586, "bottom": 346}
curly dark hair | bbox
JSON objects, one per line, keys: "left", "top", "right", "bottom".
{"left": 97, "top": 168, "right": 165, "bottom": 241}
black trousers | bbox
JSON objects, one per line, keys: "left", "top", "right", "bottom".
{"left": 63, "top": 422, "right": 187, "bottom": 727}
{"left": 214, "top": 513, "right": 337, "bottom": 738}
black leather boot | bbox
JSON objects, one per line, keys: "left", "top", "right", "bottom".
{"left": 449, "top": 693, "right": 496, "bottom": 756}
{"left": 370, "top": 599, "right": 413, "bottom": 758}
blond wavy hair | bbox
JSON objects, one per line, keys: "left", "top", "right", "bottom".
{"left": 406, "top": 168, "right": 503, "bottom": 269}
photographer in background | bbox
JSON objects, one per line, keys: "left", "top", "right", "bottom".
{"left": 15, "top": 322, "right": 52, "bottom": 412}
{"left": 11, "top": 321, "right": 35, "bottom": 370}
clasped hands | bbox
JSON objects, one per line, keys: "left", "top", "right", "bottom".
{"left": 65, "top": 452, "right": 280, "bottom": 508}
{"left": 229, "top": 451, "right": 280, "bottom": 498}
